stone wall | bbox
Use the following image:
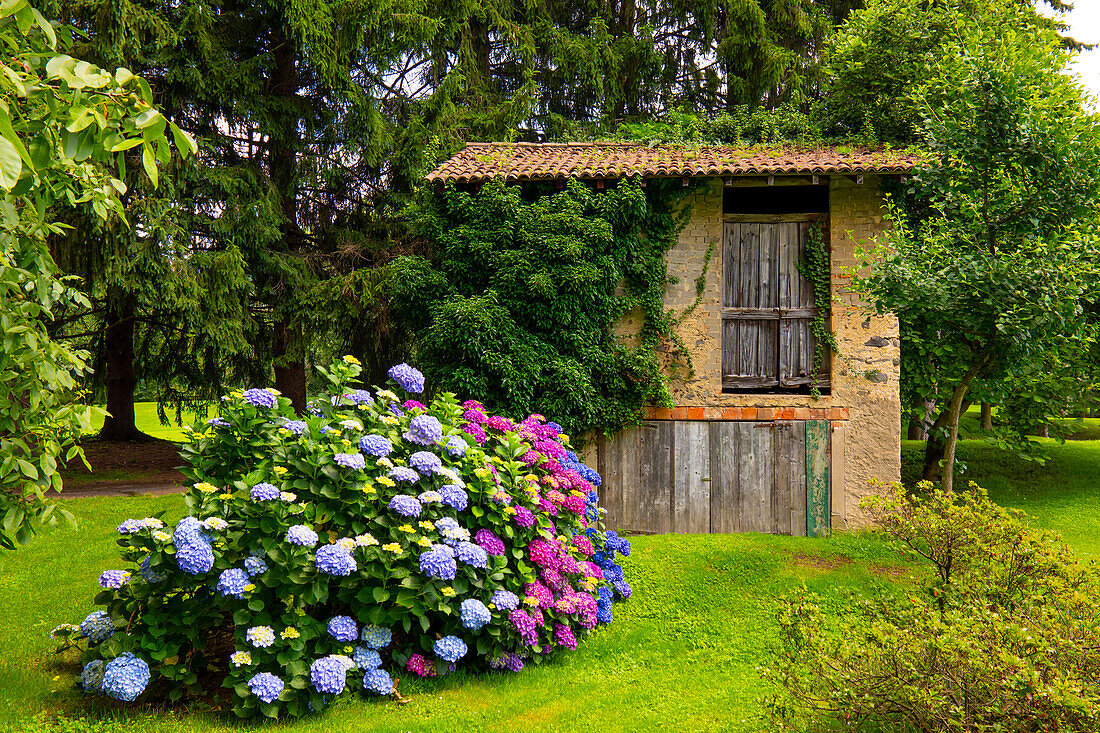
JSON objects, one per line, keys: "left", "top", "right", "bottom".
{"left": 614, "top": 175, "right": 901, "bottom": 528}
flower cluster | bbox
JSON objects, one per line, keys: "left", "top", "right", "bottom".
{"left": 61, "top": 358, "right": 631, "bottom": 719}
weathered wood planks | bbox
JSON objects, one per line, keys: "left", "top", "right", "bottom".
{"left": 600, "top": 420, "right": 825, "bottom": 536}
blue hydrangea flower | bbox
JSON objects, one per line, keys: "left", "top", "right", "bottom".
{"left": 404, "top": 414, "right": 443, "bottom": 446}
{"left": 409, "top": 451, "right": 442, "bottom": 475}
{"left": 250, "top": 483, "right": 280, "bottom": 501}
{"left": 176, "top": 539, "right": 214, "bottom": 575}
{"left": 327, "top": 615, "right": 358, "bottom": 642}
{"left": 116, "top": 519, "right": 143, "bottom": 534}
{"left": 173, "top": 516, "right": 207, "bottom": 546}
{"left": 430, "top": 543, "right": 455, "bottom": 557}
{"left": 418, "top": 548, "right": 457, "bottom": 580}
{"left": 388, "top": 466, "right": 419, "bottom": 484}
{"left": 244, "top": 556, "right": 268, "bottom": 577}
{"left": 282, "top": 420, "right": 308, "bottom": 435}
{"left": 360, "top": 626, "right": 392, "bottom": 649}
{"left": 597, "top": 586, "right": 613, "bottom": 604}
{"left": 596, "top": 604, "right": 613, "bottom": 624}
{"left": 346, "top": 389, "right": 374, "bottom": 405}
{"left": 316, "top": 545, "right": 357, "bottom": 576}
{"left": 418, "top": 490, "right": 442, "bottom": 504}
{"left": 206, "top": 417, "right": 230, "bottom": 428}
{"left": 455, "top": 541, "right": 488, "bottom": 569}
{"left": 433, "top": 635, "right": 467, "bottom": 663}
{"left": 389, "top": 403, "right": 405, "bottom": 418}
{"left": 353, "top": 646, "right": 382, "bottom": 669}
{"left": 287, "top": 525, "right": 319, "bottom": 547}
{"left": 102, "top": 653, "right": 150, "bottom": 701}
{"left": 242, "top": 388, "right": 277, "bottom": 408}
{"left": 459, "top": 599, "right": 491, "bottom": 630}
{"left": 438, "top": 485, "right": 468, "bottom": 510}
{"left": 139, "top": 556, "right": 166, "bottom": 584}
{"left": 490, "top": 590, "right": 519, "bottom": 611}
{"left": 388, "top": 495, "right": 422, "bottom": 517}
{"left": 80, "top": 611, "right": 114, "bottom": 643}
{"left": 80, "top": 659, "right": 105, "bottom": 693}
{"left": 605, "top": 563, "right": 625, "bottom": 582}
{"left": 435, "top": 517, "right": 470, "bottom": 543}
{"left": 388, "top": 363, "right": 425, "bottom": 393}
{"left": 334, "top": 452, "right": 366, "bottom": 470}
{"left": 248, "top": 672, "right": 284, "bottom": 704}
{"left": 310, "top": 655, "right": 347, "bottom": 694}
{"left": 363, "top": 668, "right": 393, "bottom": 695}
{"left": 359, "top": 434, "right": 392, "bottom": 457}
{"left": 613, "top": 580, "right": 632, "bottom": 599}
{"left": 99, "top": 570, "right": 130, "bottom": 589}
{"left": 445, "top": 436, "right": 467, "bottom": 457}
{"left": 216, "top": 568, "right": 250, "bottom": 598}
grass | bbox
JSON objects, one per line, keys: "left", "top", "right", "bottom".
{"left": 84, "top": 403, "right": 206, "bottom": 443}
{"left": 3, "top": 435, "right": 1100, "bottom": 732}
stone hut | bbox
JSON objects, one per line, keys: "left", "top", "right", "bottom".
{"left": 428, "top": 142, "right": 921, "bottom": 536}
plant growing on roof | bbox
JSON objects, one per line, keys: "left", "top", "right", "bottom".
{"left": 52, "top": 357, "right": 631, "bottom": 718}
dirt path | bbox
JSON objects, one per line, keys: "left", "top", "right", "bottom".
{"left": 59, "top": 438, "right": 188, "bottom": 498}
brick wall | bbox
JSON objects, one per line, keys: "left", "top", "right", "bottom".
{"left": 615, "top": 175, "right": 901, "bottom": 527}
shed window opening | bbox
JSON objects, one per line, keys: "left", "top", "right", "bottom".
{"left": 721, "top": 208, "right": 830, "bottom": 394}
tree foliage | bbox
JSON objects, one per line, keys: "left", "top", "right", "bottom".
{"left": 855, "top": 0, "right": 1100, "bottom": 490}
{"left": 0, "top": 1, "right": 186, "bottom": 547}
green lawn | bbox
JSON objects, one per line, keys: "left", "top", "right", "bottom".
{"left": 3, "top": 436, "right": 1099, "bottom": 732}
{"left": 85, "top": 403, "right": 206, "bottom": 442}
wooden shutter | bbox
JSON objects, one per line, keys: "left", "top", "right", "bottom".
{"left": 722, "top": 215, "right": 829, "bottom": 391}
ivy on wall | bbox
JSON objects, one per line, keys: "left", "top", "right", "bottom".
{"left": 388, "top": 178, "right": 695, "bottom": 436}
{"left": 797, "top": 221, "right": 839, "bottom": 398}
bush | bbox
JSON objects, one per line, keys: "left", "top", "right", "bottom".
{"left": 764, "top": 482, "right": 1100, "bottom": 732}
{"left": 52, "top": 357, "right": 631, "bottom": 718}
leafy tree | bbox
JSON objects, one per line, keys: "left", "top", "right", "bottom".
{"left": 0, "top": 1, "right": 187, "bottom": 546}
{"left": 856, "top": 0, "right": 1100, "bottom": 490}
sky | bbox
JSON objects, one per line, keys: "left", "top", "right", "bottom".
{"left": 1045, "top": 2, "right": 1100, "bottom": 105}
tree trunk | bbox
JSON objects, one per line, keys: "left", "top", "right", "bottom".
{"left": 980, "top": 402, "right": 992, "bottom": 430}
{"left": 922, "top": 355, "right": 990, "bottom": 490}
{"left": 274, "top": 319, "right": 307, "bottom": 414}
{"left": 99, "top": 287, "right": 149, "bottom": 441}
{"left": 1034, "top": 423, "right": 1050, "bottom": 438}
{"left": 467, "top": 16, "right": 491, "bottom": 95}
{"left": 268, "top": 26, "right": 307, "bottom": 414}
{"left": 907, "top": 398, "right": 935, "bottom": 441}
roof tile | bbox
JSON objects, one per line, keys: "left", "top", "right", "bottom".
{"left": 426, "top": 142, "right": 923, "bottom": 183}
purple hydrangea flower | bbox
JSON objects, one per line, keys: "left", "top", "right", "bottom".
{"left": 327, "top": 615, "right": 358, "bottom": 642}
{"left": 250, "top": 483, "right": 279, "bottom": 501}
{"left": 418, "top": 547, "right": 457, "bottom": 580}
{"left": 334, "top": 452, "right": 366, "bottom": 470}
{"left": 287, "top": 525, "right": 319, "bottom": 547}
{"left": 282, "top": 420, "right": 308, "bottom": 435}
{"left": 316, "top": 545, "right": 357, "bottom": 576}
{"left": 509, "top": 610, "right": 538, "bottom": 646}
{"left": 433, "top": 635, "right": 467, "bottom": 663}
{"left": 388, "top": 466, "right": 419, "bottom": 484}
{"left": 404, "top": 414, "right": 443, "bottom": 445}
{"left": 409, "top": 451, "right": 442, "bottom": 475}
{"left": 216, "top": 568, "right": 250, "bottom": 598}
{"left": 613, "top": 580, "right": 632, "bottom": 599}
{"left": 388, "top": 363, "right": 425, "bottom": 393}
{"left": 513, "top": 506, "right": 535, "bottom": 527}
{"left": 310, "top": 655, "right": 347, "bottom": 694}
{"left": 207, "top": 417, "right": 231, "bottom": 428}
{"left": 346, "top": 389, "right": 374, "bottom": 405}
{"left": 439, "top": 484, "right": 468, "bottom": 510}
{"left": 461, "top": 422, "right": 487, "bottom": 444}
{"left": 475, "top": 529, "right": 505, "bottom": 556}
{"left": 116, "top": 519, "right": 142, "bottom": 534}
{"left": 98, "top": 570, "right": 130, "bottom": 589}
{"left": 488, "top": 652, "right": 525, "bottom": 672}
{"left": 445, "top": 436, "right": 467, "bottom": 457}
{"left": 248, "top": 672, "right": 284, "bottom": 704}
{"left": 491, "top": 590, "right": 519, "bottom": 611}
{"left": 140, "top": 556, "right": 166, "bottom": 584}
{"left": 388, "top": 495, "right": 422, "bottom": 517}
{"left": 242, "top": 388, "right": 277, "bottom": 408}
{"left": 359, "top": 434, "right": 392, "bottom": 457}
{"left": 173, "top": 516, "right": 207, "bottom": 546}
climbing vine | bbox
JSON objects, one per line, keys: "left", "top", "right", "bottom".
{"left": 673, "top": 241, "right": 716, "bottom": 327}
{"left": 797, "top": 221, "right": 839, "bottom": 398}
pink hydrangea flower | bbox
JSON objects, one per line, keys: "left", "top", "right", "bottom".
{"left": 571, "top": 535, "right": 594, "bottom": 557}
{"left": 514, "top": 506, "right": 535, "bottom": 527}
{"left": 407, "top": 653, "right": 436, "bottom": 677}
{"left": 485, "top": 415, "right": 513, "bottom": 432}
{"left": 474, "top": 529, "right": 505, "bottom": 556}
{"left": 554, "top": 623, "right": 577, "bottom": 650}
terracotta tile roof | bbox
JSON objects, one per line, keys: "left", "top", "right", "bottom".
{"left": 426, "top": 142, "right": 924, "bottom": 183}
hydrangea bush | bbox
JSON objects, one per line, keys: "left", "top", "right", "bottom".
{"left": 52, "top": 358, "right": 631, "bottom": 718}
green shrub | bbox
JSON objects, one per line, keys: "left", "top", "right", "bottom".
{"left": 51, "top": 357, "right": 631, "bottom": 718}
{"left": 764, "top": 482, "right": 1100, "bottom": 732}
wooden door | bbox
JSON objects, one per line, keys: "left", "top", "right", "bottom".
{"left": 722, "top": 215, "right": 829, "bottom": 390}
